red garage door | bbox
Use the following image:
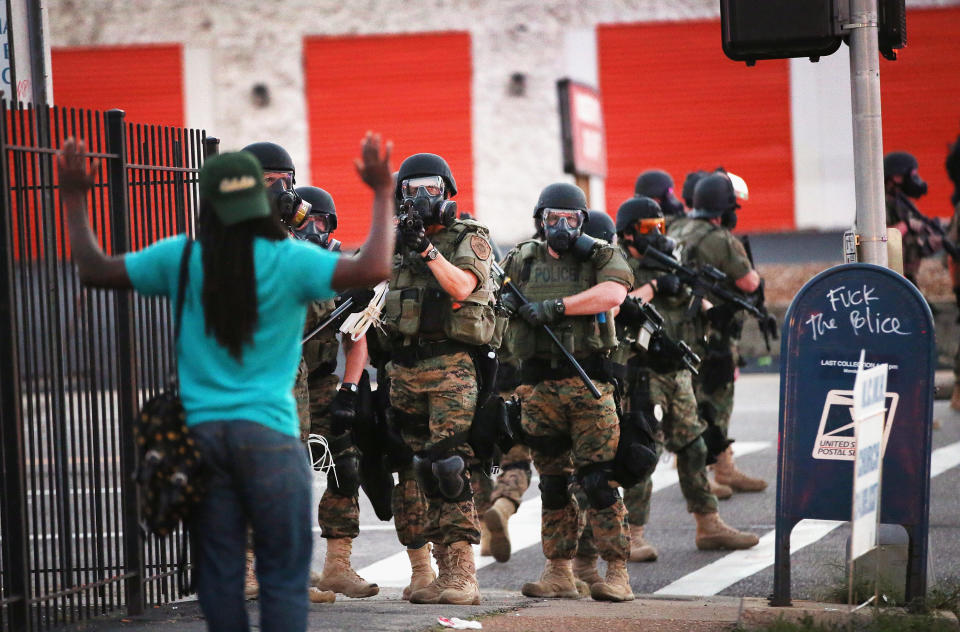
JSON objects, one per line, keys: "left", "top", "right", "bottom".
{"left": 598, "top": 21, "right": 793, "bottom": 232}
{"left": 304, "top": 31, "right": 473, "bottom": 247}
{"left": 880, "top": 6, "right": 960, "bottom": 219}
{"left": 51, "top": 44, "right": 184, "bottom": 127}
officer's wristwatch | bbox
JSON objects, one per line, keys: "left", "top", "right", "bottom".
{"left": 553, "top": 298, "right": 566, "bottom": 316}
{"left": 340, "top": 382, "right": 358, "bottom": 394}
{"left": 422, "top": 246, "right": 440, "bottom": 262}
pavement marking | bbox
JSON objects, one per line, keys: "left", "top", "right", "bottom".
{"left": 655, "top": 439, "right": 960, "bottom": 597}
{"left": 356, "top": 440, "right": 770, "bottom": 587}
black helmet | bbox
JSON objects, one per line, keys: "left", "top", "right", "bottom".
{"left": 295, "top": 186, "right": 337, "bottom": 231}
{"left": 615, "top": 196, "right": 662, "bottom": 234}
{"left": 634, "top": 170, "right": 673, "bottom": 199}
{"left": 242, "top": 141, "right": 295, "bottom": 179}
{"left": 947, "top": 135, "right": 960, "bottom": 205}
{"left": 533, "top": 182, "right": 588, "bottom": 216}
{"left": 884, "top": 151, "right": 918, "bottom": 180}
{"left": 584, "top": 210, "right": 615, "bottom": 243}
{"left": 395, "top": 153, "right": 457, "bottom": 201}
{"left": 690, "top": 173, "right": 738, "bottom": 219}
{"left": 681, "top": 170, "right": 709, "bottom": 208}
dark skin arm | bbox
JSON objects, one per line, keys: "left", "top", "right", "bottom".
{"left": 331, "top": 131, "right": 396, "bottom": 291}
{"left": 58, "top": 138, "right": 132, "bottom": 288}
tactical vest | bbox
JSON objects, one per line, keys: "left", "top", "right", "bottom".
{"left": 381, "top": 220, "right": 496, "bottom": 347}
{"left": 504, "top": 240, "right": 618, "bottom": 362}
{"left": 303, "top": 298, "right": 340, "bottom": 374}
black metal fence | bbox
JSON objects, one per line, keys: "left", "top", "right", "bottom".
{"left": 0, "top": 101, "right": 216, "bottom": 631}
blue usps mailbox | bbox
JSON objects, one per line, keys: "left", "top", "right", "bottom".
{"left": 773, "top": 264, "right": 935, "bottom": 606}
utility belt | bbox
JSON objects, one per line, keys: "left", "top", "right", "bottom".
{"left": 519, "top": 354, "right": 614, "bottom": 386}
{"left": 391, "top": 338, "right": 473, "bottom": 368}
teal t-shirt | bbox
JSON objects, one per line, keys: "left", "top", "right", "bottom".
{"left": 125, "top": 234, "right": 339, "bottom": 437}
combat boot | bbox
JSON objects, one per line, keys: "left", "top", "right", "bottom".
{"left": 244, "top": 548, "right": 258, "bottom": 600}
{"left": 402, "top": 544, "right": 436, "bottom": 601}
{"left": 573, "top": 554, "right": 603, "bottom": 588}
{"left": 714, "top": 446, "right": 767, "bottom": 492}
{"left": 628, "top": 525, "right": 658, "bottom": 562}
{"left": 480, "top": 523, "right": 492, "bottom": 557}
{"left": 483, "top": 498, "right": 517, "bottom": 563}
{"left": 951, "top": 383, "right": 960, "bottom": 411}
{"left": 521, "top": 559, "right": 582, "bottom": 599}
{"left": 438, "top": 540, "right": 481, "bottom": 605}
{"left": 694, "top": 512, "right": 760, "bottom": 550}
{"left": 313, "top": 537, "right": 379, "bottom": 598}
{"left": 589, "top": 559, "right": 634, "bottom": 602}
{"left": 409, "top": 543, "right": 452, "bottom": 604}
{"left": 708, "top": 475, "right": 733, "bottom": 500}
{"left": 308, "top": 587, "right": 336, "bottom": 603}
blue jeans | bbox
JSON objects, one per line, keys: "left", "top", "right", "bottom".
{"left": 190, "top": 420, "right": 312, "bottom": 632}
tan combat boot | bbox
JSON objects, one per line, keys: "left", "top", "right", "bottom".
{"left": 589, "top": 559, "right": 634, "bottom": 602}
{"left": 438, "top": 540, "right": 482, "bottom": 605}
{"left": 479, "top": 523, "right": 492, "bottom": 557}
{"left": 709, "top": 475, "right": 734, "bottom": 500}
{"left": 409, "top": 543, "right": 451, "bottom": 604}
{"left": 951, "top": 383, "right": 960, "bottom": 412}
{"left": 402, "top": 544, "right": 437, "bottom": 601}
{"left": 714, "top": 446, "right": 768, "bottom": 492}
{"left": 483, "top": 498, "right": 517, "bottom": 563}
{"left": 628, "top": 525, "right": 658, "bottom": 563}
{"left": 313, "top": 537, "right": 379, "bottom": 598}
{"left": 573, "top": 554, "right": 603, "bottom": 595}
{"left": 694, "top": 512, "right": 760, "bottom": 550}
{"left": 521, "top": 559, "right": 582, "bottom": 599}
{"left": 308, "top": 587, "right": 336, "bottom": 603}
{"left": 244, "top": 548, "right": 258, "bottom": 600}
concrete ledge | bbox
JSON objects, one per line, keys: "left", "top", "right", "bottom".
{"left": 737, "top": 597, "right": 959, "bottom": 631}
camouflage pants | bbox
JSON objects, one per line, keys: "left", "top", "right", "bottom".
{"left": 523, "top": 377, "right": 629, "bottom": 562}
{"left": 308, "top": 372, "right": 362, "bottom": 540}
{"left": 624, "top": 370, "right": 717, "bottom": 520}
{"left": 393, "top": 464, "right": 428, "bottom": 549}
{"left": 470, "top": 443, "right": 533, "bottom": 514}
{"left": 388, "top": 351, "right": 480, "bottom": 546}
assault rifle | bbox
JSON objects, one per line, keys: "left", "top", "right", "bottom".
{"left": 620, "top": 296, "right": 701, "bottom": 374}
{"left": 894, "top": 196, "right": 960, "bottom": 262}
{"left": 739, "top": 236, "right": 780, "bottom": 351}
{"left": 641, "top": 245, "right": 776, "bottom": 352}
{"left": 491, "top": 260, "right": 602, "bottom": 399}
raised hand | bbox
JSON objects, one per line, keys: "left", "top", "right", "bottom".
{"left": 354, "top": 131, "right": 393, "bottom": 192}
{"left": 57, "top": 138, "right": 100, "bottom": 198}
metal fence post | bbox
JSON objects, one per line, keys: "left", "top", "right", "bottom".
{"left": 0, "top": 101, "right": 32, "bottom": 631}
{"left": 105, "top": 109, "right": 145, "bottom": 616}
{"left": 204, "top": 136, "right": 219, "bottom": 159}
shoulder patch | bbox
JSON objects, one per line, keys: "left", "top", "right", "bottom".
{"left": 470, "top": 234, "right": 491, "bottom": 260}
{"left": 592, "top": 246, "right": 614, "bottom": 267}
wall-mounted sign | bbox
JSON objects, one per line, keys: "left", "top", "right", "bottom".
{"left": 557, "top": 78, "right": 607, "bottom": 178}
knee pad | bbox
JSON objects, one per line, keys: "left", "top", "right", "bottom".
{"left": 539, "top": 474, "right": 571, "bottom": 510}
{"left": 577, "top": 463, "right": 620, "bottom": 510}
{"left": 412, "top": 453, "right": 441, "bottom": 498}
{"left": 432, "top": 453, "right": 470, "bottom": 502}
{"left": 677, "top": 435, "right": 708, "bottom": 468}
{"left": 329, "top": 454, "right": 360, "bottom": 497}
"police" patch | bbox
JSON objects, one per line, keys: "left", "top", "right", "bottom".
{"left": 470, "top": 234, "right": 491, "bottom": 260}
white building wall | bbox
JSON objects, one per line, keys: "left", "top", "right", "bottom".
{"left": 47, "top": 0, "right": 957, "bottom": 243}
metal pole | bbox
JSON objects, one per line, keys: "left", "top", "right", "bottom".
{"left": 847, "top": 0, "right": 888, "bottom": 267}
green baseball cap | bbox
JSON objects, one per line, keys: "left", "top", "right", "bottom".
{"left": 199, "top": 151, "right": 271, "bottom": 225}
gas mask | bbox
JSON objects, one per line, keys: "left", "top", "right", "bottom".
{"left": 267, "top": 179, "right": 311, "bottom": 229}
{"left": 626, "top": 216, "right": 677, "bottom": 257}
{"left": 400, "top": 175, "right": 457, "bottom": 227}
{"left": 542, "top": 208, "right": 584, "bottom": 253}
{"left": 720, "top": 209, "right": 738, "bottom": 230}
{"left": 294, "top": 215, "right": 341, "bottom": 251}
{"left": 900, "top": 171, "right": 928, "bottom": 199}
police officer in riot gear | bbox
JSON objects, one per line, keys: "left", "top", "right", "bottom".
{"left": 608, "top": 196, "right": 758, "bottom": 561}
{"left": 294, "top": 186, "right": 341, "bottom": 251}
{"left": 681, "top": 170, "right": 709, "bottom": 210}
{"left": 242, "top": 141, "right": 312, "bottom": 230}
{"left": 885, "top": 151, "right": 941, "bottom": 288}
{"left": 381, "top": 153, "right": 496, "bottom": 605}
{"left": 635, "top": 169, "right": 685, "bottom": 218}
{"left": 501, "top": 182, "right": 635, "bottom": 603}
{"left": 669, "top": 172, "right": 767, "bottom": 495}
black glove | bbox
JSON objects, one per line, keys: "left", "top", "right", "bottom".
{"left": 655, "top": 274, "right": 681, "bottom": 296}
{"left": 706, "top": 302, "right": 741, "bottom": 329}
{"left": 328, "top": 387, "right": 357, "bottom": 435}
{"left": 500, "top": 291, "right": 522, "bottom": 315}
{"left": 518, "top": 298, "right": 563, "bottom": 327}
{"left": 617, "top": 296, "right": 643, "bottom": 325}
{"left": 400, "top": 216, "right": 430, "bottom": 253}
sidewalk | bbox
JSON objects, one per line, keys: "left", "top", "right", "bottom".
{"left": 60, "top": 591, "right": 959, "bottom": 632}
